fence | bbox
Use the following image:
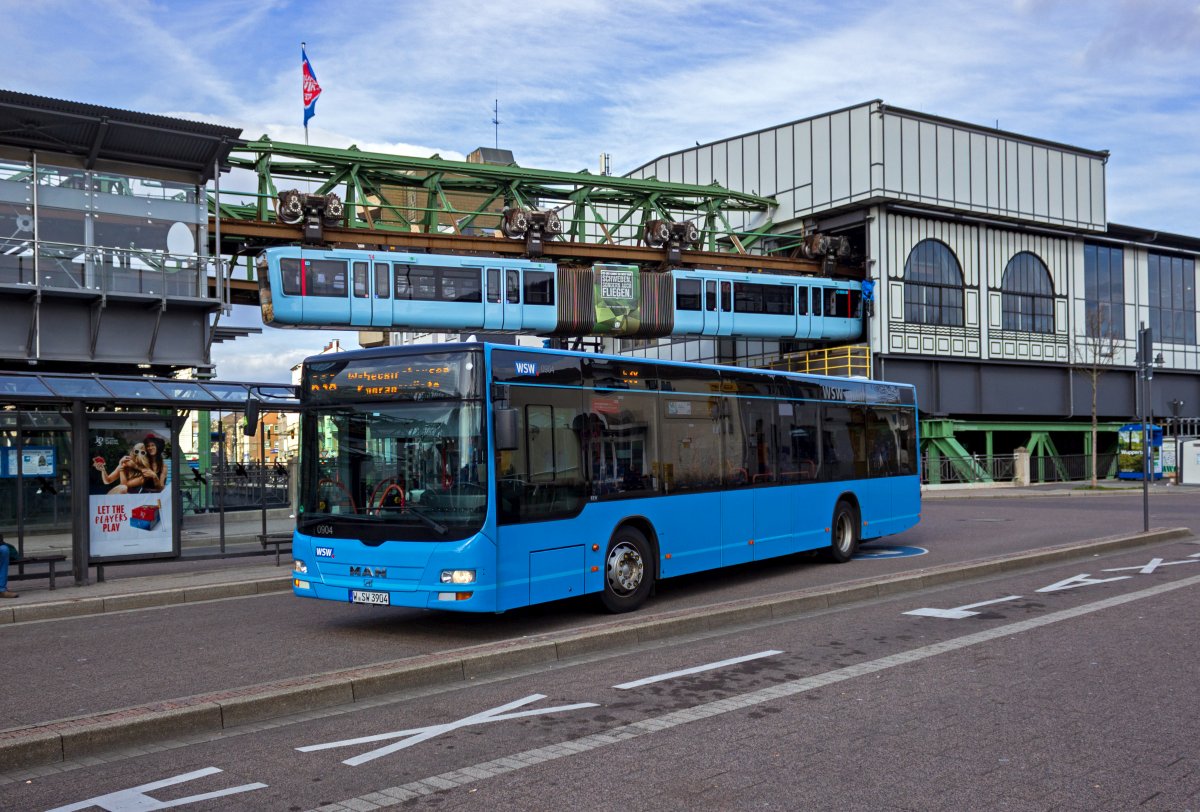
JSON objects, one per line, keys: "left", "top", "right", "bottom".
{"left": 921, "top": 452, "right": 1118, "bottom": 485}
{"left": 181, "top": 461, "right": 293, "bottom": 514}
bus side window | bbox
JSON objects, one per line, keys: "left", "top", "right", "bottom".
{"left": 506, "top": 269, "right": 521, "bottom": 304}
{"left": 675, "top": 278, "right": 701, "bottom": 311}
{"left": 720, "top": 281, "right": 732, "bottom": 313}
{"left": 705, "top": 280, "right": 717, "bottom": 312}
{"left": 797, "top": 286, "right": 809, "bottom": 316}
{"left": 812, "top": 288, "right": 823, "bottom": 316}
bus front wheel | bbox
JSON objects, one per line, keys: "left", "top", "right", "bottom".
{"left": 827, "top": 500, "right": 860, "bottom": 563}
{"left": 601, "top": 526, "right": 653, "bottom": 613}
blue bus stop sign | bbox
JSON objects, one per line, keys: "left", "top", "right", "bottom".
{"left": 854, "top": 544, "right": 928, "bottom": 560}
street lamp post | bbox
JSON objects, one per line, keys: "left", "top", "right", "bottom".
{"left": 1136, "top": 324, "right": 1164, "bottom": 533}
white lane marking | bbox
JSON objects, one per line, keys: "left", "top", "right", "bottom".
{"left": 1103, "top": 557, "right": 1200, "bottom": 574}
{"left": 1037, "top": 573, "right": 1132, "bottom": 592}
{"left": 46, "top": 767, "right": 266, "bottom": 811}
{"left": 613, "top": 650, "right": 783, "bottom": 690}
{"left": 902, "top": 595, "right": 1023, "bottom": 620}
{"left": 312, "top": 572, "right": 1200, "bottom": 812}
{"left": 297, "top": 693, "right": 598, "bottom": 766}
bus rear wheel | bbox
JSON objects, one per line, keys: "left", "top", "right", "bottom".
{"left": 601, "top": 526, "right": 653, "bottom": 613}
{"left": 827, "top": 500, "right": 860, "bottom": 563}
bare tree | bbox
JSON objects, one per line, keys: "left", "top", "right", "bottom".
{"left": 1075, "top": 308, "right": 1119, "bottom": 488}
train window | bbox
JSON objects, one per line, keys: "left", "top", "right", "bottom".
{"left": 506, "top": 269, "right": 521, "bottom": 303}
{"left": 307, "top": 259, "right": 348, "bottom": 297}
{"left": 352, "top": 262, "right": 369, "bottom": 298}
{"left": 826, "top": 288, "right": 859, "bottom": 318}
{"left": 487, "top": 269, "right": 501, "bottom": 303}
{"left": 394, "top": 265, "right": 412, "bottom": 300}
{"left": 733, "top": 282, "right": 796, "bottom": 316}
{"left": 705, "top": 280, "right": 717, "bottom": 312}
{"left": 812, "top": 288, "right": 823, "bottom": 316}
{"left": 441, "top": 268, "right": 483, "bottom": 303}
{"left": 676, "top": 279, "right": 701, "bottom": 311}
{"left": 797, "top": 286, "right": 809, "bottom": 315}
{"left": 720, "top": 281, "right": 732, "bottom": 312}
{"left": 374, "top": 263, "right": 390, "bottom": 298}
{"left": 412, "top": 268, "right": 438, "bottom": 300}
{"left": 280, "top": 259, "right": 302, "bottom": 296}
{"left": 525, "top": 271, "right": 555, "bottom": 305}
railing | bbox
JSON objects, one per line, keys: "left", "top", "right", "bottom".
{"left": 921, "top": 452, "right": 1118, "bottom": 485}
{"left": 921, "top": 453, "right": 1016, "bottom": 485}
{"left": 181, "top": 462, "right": 292, "bottom": 514}
{"left": 0, "top": 239, "right": 210, "bottom": 298}
{"left": 770, "top": 344, "right": 871, "bottom": 378}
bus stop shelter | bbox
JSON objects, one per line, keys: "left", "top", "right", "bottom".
{"left": 0, "top": 370, "right": 297, "bottom": 584}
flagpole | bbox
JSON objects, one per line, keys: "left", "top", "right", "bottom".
{"left": 302, "top": 41, "right": 309, "bottom": 147}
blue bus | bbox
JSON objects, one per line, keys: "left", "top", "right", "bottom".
{"left": 291, "top": 343, "right": 920, "bottom": 613}
{"left": 257, "top": 245, "right": 863, "bottom": 342}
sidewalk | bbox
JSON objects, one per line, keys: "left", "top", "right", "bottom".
{"left": 1, "top": 508, "right": 295, "bottom": 620}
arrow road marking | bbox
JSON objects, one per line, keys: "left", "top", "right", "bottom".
{"left": 903, "top": 596, "right": 1023, "bottom": 620}
{"left": 614, "top": 650, "right": 783, "bottom": 689}
{"left": 297, "top": 694, "right": 598, "bottom": 766}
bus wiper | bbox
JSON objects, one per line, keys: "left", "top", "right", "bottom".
{"left": 406, "top": 506, "right": 447, "bottom": 535}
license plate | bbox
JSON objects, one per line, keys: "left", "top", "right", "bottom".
{"left": 351, "top": 590, "right": 390, "bottom": 605}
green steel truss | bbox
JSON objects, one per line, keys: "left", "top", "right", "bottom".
{"left": 218, "top": 138, "right": 787, "bottom": 253}
{"left": 920, "top": 419, "right": 1126, "bottom": 485}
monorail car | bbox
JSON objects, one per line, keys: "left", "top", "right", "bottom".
{"left": 257, "top": 245, "right": 863, "bottom": 341}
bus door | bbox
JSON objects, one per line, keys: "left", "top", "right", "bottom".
{"left": 370, "top": 261, "right": 392, "bottom": 327}
{"left": 349, "top": 260, "right": 373, "bottom": 326}
{"left": 717, "top": 396, "right": 753, "bottom": 567}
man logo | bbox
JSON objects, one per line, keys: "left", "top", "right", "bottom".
{"left": 349, "top": 566, "right": 387, "bottom": 578}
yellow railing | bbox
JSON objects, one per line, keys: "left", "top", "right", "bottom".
{"left": 770, "top": 344, "right": 871, "bottom": 378}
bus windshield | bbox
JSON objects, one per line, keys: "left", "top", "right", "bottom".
{"left": 300, "top": 402, "right": 487, "bottom": 541}
{"left": 299, "top": 347, "right": 487, "bottom": 542}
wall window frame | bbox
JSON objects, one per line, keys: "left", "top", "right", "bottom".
{"left": 1000, "top": 251, "right": 1054, "bottom": 334}
{"left": 903, "top": 239, "right": 964, "bottom": 327}
{"left": 1148, "top": 252, "right": 1197, "bottom": 345}
{"left": 1083, "top": 244, "right": 1124, "bottom": 338}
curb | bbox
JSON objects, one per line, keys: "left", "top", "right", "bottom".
{"left": 0, "top": 576, "right": 292, "bottom": 626}
{"left": 0, "top": 526, "right": 1191, "bottom": 771}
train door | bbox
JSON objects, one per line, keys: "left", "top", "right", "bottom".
{"left": 483, "top": 267, "right": 505, "bottom": 329}
{"left": 349, "top": 260, "right": 373, "bottom": 326}
{"left": 370, "top": 261, "right": 392, "bottom": 327}
{"left": 701, "top": 279, "right": 733, "bottom": 335}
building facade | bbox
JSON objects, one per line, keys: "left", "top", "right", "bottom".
{"left": 613, "top": 101, "right": 1198, "bottom": 462}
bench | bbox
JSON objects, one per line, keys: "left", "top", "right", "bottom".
{"left": 8, "top": 554, "right": 68, "bottom": 590}
{"left": 258, "top": 533, "right": 293, "bottom": 566}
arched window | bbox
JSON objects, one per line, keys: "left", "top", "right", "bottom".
{"left": 1001, "top": 252, "right": 1054, "bottom": 333}
{"left": 903, "top": 240, "right": 964, "bottom": 326}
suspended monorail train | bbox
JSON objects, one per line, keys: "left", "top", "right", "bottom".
{"left": 257, "top": 245, "right": 863, "bottom": 340}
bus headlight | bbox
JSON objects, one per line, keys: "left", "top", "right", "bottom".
{"left": 440, "top": 569, "right": 476, "bottom": 584}
{"left": 293, "top": 559, "right": 308, "bottom": 574}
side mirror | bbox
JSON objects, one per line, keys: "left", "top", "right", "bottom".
{"left": 495, "top": 408, "right": 519, "bottom": 451}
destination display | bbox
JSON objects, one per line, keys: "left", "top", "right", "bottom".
{"left": 304, "top": 352, "right": 478, "bottom": 403}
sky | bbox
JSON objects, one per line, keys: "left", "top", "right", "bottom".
{"left": 2, "top": 0, "right": 1199, "bottom": 381}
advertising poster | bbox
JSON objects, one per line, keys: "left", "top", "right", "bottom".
{"left": 1, "top": 446, "right": 56, "bottom": 477}
{"left": 88, "top": 422, "right": 174, "bottom": 559}
{"left": 593, "top": 264, "right": 641, "bottom": 334}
